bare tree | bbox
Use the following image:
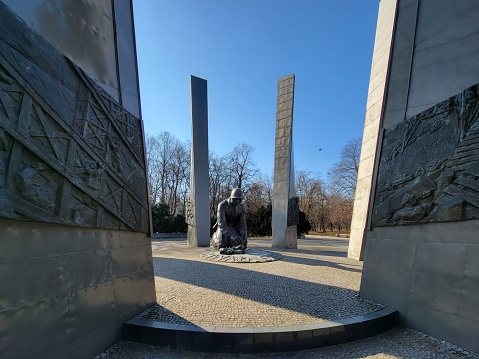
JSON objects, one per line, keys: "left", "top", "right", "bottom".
{"left": 209, "top": 152, "right": 230, "bottom": 218}
{"left": 328, "top": 137, "right": 361, "bottom": 199}
{"left": 327, "top": 194, "right": 353, "bottom": 231}
{"left": 243, "top": 179, "right": 272, "bottom": 214}
{"left": 146, "top": 134, "right": 162, "bottom": 205}
{"left": 296, "top": 170, "right": 328, "bottom": 232}
{"left": 167, "top": 140, "right": 190, "bottom": 215}
{"left": 146, "top": 132, "right": 190, "bottom": 215}
{"left": 226, "top": 143, "right": 260, "bottom": 195}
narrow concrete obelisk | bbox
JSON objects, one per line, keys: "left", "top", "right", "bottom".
{"left": 272, "top": 74, "right": 299, "bottom": 249}
{"left": 186, "top": 75, "right": 210, "bottom": 247}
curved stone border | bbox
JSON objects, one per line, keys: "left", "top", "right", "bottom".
{"left": 201, "top": 248, "right": 283, "bottom": 263}
{"left": 123, "top": 307, "right": 398, "bottom": 353}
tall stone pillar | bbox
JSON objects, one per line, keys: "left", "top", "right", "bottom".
{"left": 348, "top": 0, "right": 398, "bottom": 260}
{"left": 186, "top": 76, "right": 210, "bottom": 247}
{"left": 272, "top": 74, "right": 299, "bottom": 249}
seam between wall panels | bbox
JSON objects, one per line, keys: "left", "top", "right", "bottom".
{"left": 403, "top": 1, "right": 420, "bottom": 324}
{"left": 402, "top": 0, "right": 420, "bottom": 122}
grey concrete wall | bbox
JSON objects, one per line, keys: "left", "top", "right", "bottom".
{"left": 358, "top": 0, "right": 479, "bottom": 352}
{"left": 0, "top": 2, "right": 155, "bottom": 358}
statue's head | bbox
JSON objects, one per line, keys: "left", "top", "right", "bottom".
{"left": 229, "top": 188, "right": 243, "bottom": 206}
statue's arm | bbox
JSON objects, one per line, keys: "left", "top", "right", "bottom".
{"left": 217, "top": 201, "right": 228, "bottom": 233}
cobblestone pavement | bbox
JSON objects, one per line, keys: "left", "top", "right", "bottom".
{"left": 95, "top": 236, "right": 479, "bottom": 358}
{"left": 96, "top": 326, "right": 479, "bottom": 358}
{"left": 144, "top": 236, "right": 382, "bottom": 327}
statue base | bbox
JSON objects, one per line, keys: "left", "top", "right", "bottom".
{"left": 201, "top": 248, "right": 283, "bottom": 263}
{"left": 219, "top": 247, "right": 245, "bottom": 255}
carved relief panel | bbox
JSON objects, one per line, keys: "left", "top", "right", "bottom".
{"left": 287, "top": 196, "right": 299, "bottom": 227}
{"left": 372, "top": 83, "right": 479, "bottom": 226}
{"left": 0, "top": 4, "right": 149, "bottom": 232}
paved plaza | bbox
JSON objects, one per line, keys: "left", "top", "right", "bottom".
{"left": 95, "top": 235, "right": 479, "bottom": 358}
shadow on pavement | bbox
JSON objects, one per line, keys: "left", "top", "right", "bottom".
{"left": 153, "top": 257, "right": 377, "bottom": 321}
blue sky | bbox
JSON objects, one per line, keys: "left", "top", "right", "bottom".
{"left": 132, "top": 1, "right": 379, "bottom": 179}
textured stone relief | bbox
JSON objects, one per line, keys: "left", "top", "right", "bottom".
{"left": 287, "top": 196, "right": 299, "bottom": 227}
{"left": 184, "top": 197, "right": 195, "bottom": 226}
{"left": 15, "top": 163, "right": 58, "bottom": 209}
{"left": 0, "top": 129, "right": 14, "bottom": 218}
{"left": 0, "top": 6, "right": 149, "bottom": 232}
{"left": 372, "top": 83, "right": 479, "bottom": 226}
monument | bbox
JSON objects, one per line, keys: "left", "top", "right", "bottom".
{"left": 0, "top": 2, "right": 155, "bottom": 358}
{"left": 350, "top": 0, "right": 479, "bottom": 352}
{"left": 210, "top": 188, "right": 248, "bottom": 254}
{"left": 203, "top": 188, "right": 283, "bottom": 263}
{"left": 272, "top": 74, "right": 299, "bottom": 248}
{"left": 186, "top": 75, "right": 210, "bottom": 247}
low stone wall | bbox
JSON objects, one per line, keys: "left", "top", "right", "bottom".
{"left": 152, "top": 233, "right": 187, "bottom": 239}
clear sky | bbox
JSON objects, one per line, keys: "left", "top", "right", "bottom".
{"left": 132, "top": 1, "right": 379, "bottom": 180}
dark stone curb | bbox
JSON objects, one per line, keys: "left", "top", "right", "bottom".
{"left": 123, "top": 307, "right": 398, "bottom": 353}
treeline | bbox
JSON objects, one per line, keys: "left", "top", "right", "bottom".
{"left": 146, "top": 131, "right": 360, "bottom": 235}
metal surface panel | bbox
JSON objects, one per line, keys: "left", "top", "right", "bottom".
{"left": 398, "top": 0, "right": 417, "bottom": 9}
{"left": 2, "top": 0, "right": 119, "bottom": 101}
{"left": 407, "top": 32, "right": 479, "bottom": 116}
{"left": 360, "top": 227, "right": 419, "bottom": 314}
{"left": 417, "top": 219, "right": 479, "bottom": 244}
{"left": 113, "top": 276, "right": 157, "bottom": 320}
{"left": 114, "top": 0, "right": 140, "bottom": 117}
{"left": 406, "top": 303, "right": 479, "bottom": 353}
{"left": 120, "top": 91, "right": 141, "bottom": 118}
{"left": 67, "top": 282, "right": 118, "bottom": 336}
{"left": 0, "top": 251, "right": 112, "bottom": 305}
{"left": 0, "top": 220, "right": 110, "bottom": 263}
{"left": 42, "top": 320, "right": 122, "bottom": 359}
{"left": 106, "top": 228, "right": 153, "bottom": 249}
{"left": 85, "top": 0, "right": 114, "bottom": 20}
{"left": 410, "top": 241, "right": 479, "bottom": 320}
{"left": 414, "top": 0, "right": 479, "bottom": 52}
{"left": 0, "top": 294, "right": 75, "bottom": 358}
{"left": 0, "top": 279, "right": 116, "bottom": 357}
{"left": 111, "top": 245, "right": 153, "bottom": 279}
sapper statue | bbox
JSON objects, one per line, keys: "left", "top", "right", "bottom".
{"left": 210, "top": 188, "right": 248, "bottom": 254}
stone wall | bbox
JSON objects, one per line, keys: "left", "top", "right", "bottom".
{"left": 272, "top": 74, "right": 298, "bottom": 249}
{"left": 356, "top": 0, "right": 479, "bottom": 352}
{"left": 348, "top": 0, "right": 397, "bottom": 260}
{"left": 0, "top": 2, "right": 155, "bottom": 358}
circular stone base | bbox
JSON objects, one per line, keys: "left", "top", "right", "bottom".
{"left": 201, "top": 248, "right": 283, "bottom": 263}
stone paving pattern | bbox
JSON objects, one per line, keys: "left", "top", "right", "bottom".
{"left": 96, "top": 326, "right": 479, "bottom": 358}
{"left": 95, "top": 236, "right": 479, "bottom": 358}
{"left": 139, "top": 237, "right": 382, "bottom": 327}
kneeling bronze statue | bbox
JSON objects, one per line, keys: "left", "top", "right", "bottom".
{"left": 211, "top": 188, "right": 248, "bottom": 254}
